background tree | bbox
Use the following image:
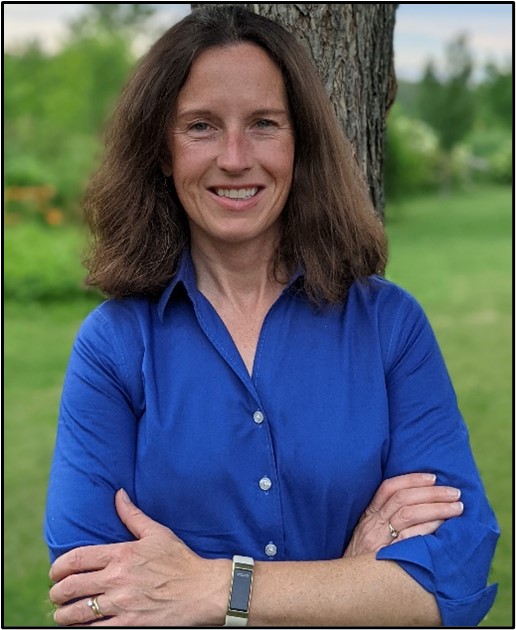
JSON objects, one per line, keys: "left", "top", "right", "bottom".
{"left": 191, "top": 3, "right": 398, "bottom": 218}
{"left": 417, "top": 35, "right": 475, "bottom": 152}
{"left": 68, "top": 3, "right": 155, "bottom": 38}
{"left": 4, "top": 4, "right": 156, "bottom": 215}
{"left": 415, "top": 35, "right": 476, "bottom": 188}
{"left": 476, "top": 61, "right": 512, "bottom": 129}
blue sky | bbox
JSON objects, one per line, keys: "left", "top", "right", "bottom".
{"left": 3, "top": 3, "right": 513, "bottom": 81}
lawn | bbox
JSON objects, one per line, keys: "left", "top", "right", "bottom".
{"left": 386, "top": 184, "right": 513, "bottom": 627}
{"left": 3, "top": 184, "right": 512, "bottom": 627}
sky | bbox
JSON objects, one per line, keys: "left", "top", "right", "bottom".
{"left": 2, "top": 3, "right": 513, "bottom": 81}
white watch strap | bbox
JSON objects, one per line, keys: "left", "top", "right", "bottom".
{"left": 224, "top": 613, "right": 248, "bottom": 627}
{"left": 224, "top": 555, "right": 254, "bottom": 627}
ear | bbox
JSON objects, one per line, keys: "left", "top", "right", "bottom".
{"left": 161, "top": 163, "right": 173, "bottom": 177}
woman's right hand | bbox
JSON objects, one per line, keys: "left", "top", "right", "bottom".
{"left": 343, "top": 473, "right": 463, "bottom": 558}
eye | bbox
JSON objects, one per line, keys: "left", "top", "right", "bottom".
{"left": 189, "top": 121, "right": 211, "bottom": 133}
{"left": 254, "top": 119, "right": 277, "bottom": 129}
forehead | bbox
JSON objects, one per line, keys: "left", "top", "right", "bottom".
{"left": 176, "top": 43, "right": 288, "bottom": 114}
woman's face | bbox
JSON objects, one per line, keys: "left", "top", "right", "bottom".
{"left": 166, "top": 43, "right": 295, "bottom": 251}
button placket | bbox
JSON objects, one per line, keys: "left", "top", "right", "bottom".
{"left": 249, "top": 405, "right": 283, "bottom": 561}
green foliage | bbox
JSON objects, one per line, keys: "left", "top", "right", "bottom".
{"left": 4, "top": 6, "right": 140, "bottom": 217}
{"left": 4, "top": 223, "right": 102, "bottom": 302}
{"left": 463, "top": 126, "right": 513, "bottom": 185}
{"left": 488, "top": 139, "right": 513, "bottom": 184}
{"left": 392, "top": 45, "right": 512, "bottom": 199}
{"left": 384, "top": 104, "right": 441, "bottom": 201}
{"left": 476, "top": 62, "right": 513, "bottom": 129}
{"left": 69, "top": 3, "right": 156, "bottom": 38}
{"left": 417, "top": 36, "right": 476, "bottom": 152}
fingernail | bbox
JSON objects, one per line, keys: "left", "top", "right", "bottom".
{"left": 447, "top": 488, "right": 461, "bottom": 499}
{"left": 454, "top": 501, "right": 464, "bottom": 513}
{"left": 118, "top": 488, "right": 131, "bottom": 503}
{"left": 423, "top": 473, "right": 436, "bottom": 482}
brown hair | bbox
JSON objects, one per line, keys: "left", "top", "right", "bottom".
{"left": 83, "top": 5, "right": 387, "bottom": 305}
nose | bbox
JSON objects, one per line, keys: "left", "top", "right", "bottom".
{"left": 216, "top": 128, "right": 252, "bottom": 173}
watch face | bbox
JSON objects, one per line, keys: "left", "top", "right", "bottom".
{"left": 229, "top": 568, "right": 253, "bottom": 612}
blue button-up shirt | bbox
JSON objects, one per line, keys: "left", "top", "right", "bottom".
{"left": 45, "top": 251, "right": 499, "bottom": 626}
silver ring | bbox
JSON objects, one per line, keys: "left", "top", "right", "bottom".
{"left": 388, "top": 521, "right": 399, "bottom": 539}
{"left": 87, "top": 596, "right": 104, "bottom": 619}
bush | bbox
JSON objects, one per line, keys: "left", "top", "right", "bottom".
{"left": 489, "top": 141, "right": 513, "bottom": 184}
{"left": 4, "top": 223, "right": 101, "bottom": 302}
{"left": 463, "top": 126, "right": 513, "bottom": 184}
{"left": 384, "top": 105, "right": 441, "bottom": 201}
{"left": 5, "top": 131, "right": 101, "bottom": 222}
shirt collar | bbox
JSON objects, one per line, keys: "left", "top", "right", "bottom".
{"left": 157, "top": 249, "right": 197, "bottom": 322}
{"left": 157, "top": 248, "right": 305, "bottom": 322}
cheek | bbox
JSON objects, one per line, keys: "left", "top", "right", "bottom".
{"left": 276, "top": 149, "right": 295, "bottom": 189}
{"left": 172, "top": 143, "right": 213, "bottom": 188}
{"left": 273, "top": 139, "right": 294, "bottom": 175}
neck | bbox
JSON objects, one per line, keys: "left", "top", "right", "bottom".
{"left": 190, "top": 238, "right": 286, "bottom": 308}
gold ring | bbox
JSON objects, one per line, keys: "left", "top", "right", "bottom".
{"left": 388, "top": 521, "right": 399, "bottom": 539}
{"left": 87, "top": 596, "right": 104, "bottom": 619}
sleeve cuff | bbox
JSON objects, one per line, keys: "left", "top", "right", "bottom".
{"left": 377, "top": 535, "right": 498, "bottom": 626}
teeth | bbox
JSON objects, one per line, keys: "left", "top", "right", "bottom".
{"left": 215, "top": 187, "right": 258, "bottom": 199}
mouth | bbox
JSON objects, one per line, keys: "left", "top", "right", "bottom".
{"left": 212, "top": 187, "right": 260, "bottom": 199}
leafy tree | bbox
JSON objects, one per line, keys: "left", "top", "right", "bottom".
{"left": 476, "top": 62, "right": 512, "bottom": 129}
{"left": 417, "top": 35, "right": 475, "bottom": 152}
{"left": 68, "top": 3, "right": 155, "bottom": 38}
{"left": 4, "top": 4, "right": 157, "bottom": 215}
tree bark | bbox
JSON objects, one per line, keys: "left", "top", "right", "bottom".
{"left": 191, "top": 3, "right": 397, "bottom": 218}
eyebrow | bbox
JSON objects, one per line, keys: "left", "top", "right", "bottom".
{"left": 175, "top": 107, "right": 290, "bottom": 120}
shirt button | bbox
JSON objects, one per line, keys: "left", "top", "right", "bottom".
{"left": 259, "top": 477, "right": 272, "bottom": 491}
{"left": 253, "top": 411, "right": 264, "bottom": 424}
{"left": 265, "top": 543, "right": 277, "bottom": 557}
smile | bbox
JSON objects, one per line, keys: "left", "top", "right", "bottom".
{"left": 214, "top": 187, "right": 259, "bottom": 199}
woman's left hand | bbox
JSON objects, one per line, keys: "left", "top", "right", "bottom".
{"left": 49, "top": 489, "right": 231, "bottom": 627}
{"left": 343, "top": 473, "right": 464, "bottom": 558}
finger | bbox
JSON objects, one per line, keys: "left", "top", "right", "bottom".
{"left": 54, "top": 595, "right": 110, "bottom": 627}
{"left": 50, "top": 570, "right": 106, "bottom": 606}
{"left": 381, "top": 486, "right": 462, "bottom": 523}
{"left": 50, "top": 545, "right": 115, "bottom": 583}
{"left": 391, "top": 520, "right": 444, "bottom": 543}
{"left": 367, "top": 473, "right": 437, "bottom": 513}
{"left": 115, "top": 489, "right": 170, "bottom": 539}
{"left": 391, "top": 501, "right": 464, "bottom": 533}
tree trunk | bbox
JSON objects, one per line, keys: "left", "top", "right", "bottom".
{"left": 191, "top": 3, "right": 397, "bottom": 218}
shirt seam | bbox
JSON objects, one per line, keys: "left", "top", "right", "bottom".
{"left": 384, "top": 291, "right": 406, "bottom": 371}
{"left": 93, "top": 306, "right": 131, "bottom": 390}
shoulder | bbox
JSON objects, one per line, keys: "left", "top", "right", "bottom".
{"left": 80, "top": 295, "right": 155, "bottom": 331}
{"left": 68, "top": 297, "right": 159, "bottom": 389}
{"left": 348, "top": 275, "right": 424, "bottom": 320}
{"left": 74, "top": 296, "right": 158, "bottom": 357}
{"left": 347, "top": 276, "right": 435, "bottom": 369}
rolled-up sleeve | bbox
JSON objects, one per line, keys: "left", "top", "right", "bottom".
{"left": 376, "top": 288, "right": 500, "bottom": 626}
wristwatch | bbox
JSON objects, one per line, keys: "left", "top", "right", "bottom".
{"left": 224, "top": 555, "right": 255, "bottom": 626}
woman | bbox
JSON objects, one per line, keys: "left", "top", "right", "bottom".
{"left": 46, "top": 6, "right": 498, "bottom": 627}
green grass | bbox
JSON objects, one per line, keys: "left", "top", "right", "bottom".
{"left": 3, "top": 184, "right": 512, "bottom": 627}
{"left": 4, "top": 299, "right": 101, "bottom": 628}
{"left": 386, "top": 185, "right": 512, "bottom": 627}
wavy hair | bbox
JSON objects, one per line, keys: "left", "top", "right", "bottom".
{"left": 83, "top": 4, "right": 387, "bottom": 305}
